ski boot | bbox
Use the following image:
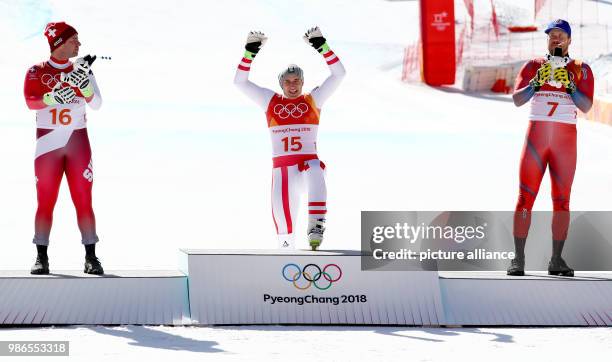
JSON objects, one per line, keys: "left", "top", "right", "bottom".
{"left": 30, "top": 255, "right": 49, "bottom": 275}
{"left": 548, "top": 256, "right": 574, "bottom": 277}
{"left": 506, "top": 255, "right": 525, "bottom": 276}
{"left": 84, "top": 255, "right": 104, "bottom": 275}
{"left": 308, "top": 218, "right": 326, "bottom": 251}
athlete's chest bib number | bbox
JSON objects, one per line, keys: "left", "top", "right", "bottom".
{"left": 547, "top": 102, "right": 578, "bottom": 118}
{"left": 530, "top": 91, "right": 577, "bottom": 123}
{"left": 49, "top": 109, "right": 72, "bottom": 125}
{"left": 547, "top": 102, "right": 558, "bottom": 116}
{"left": 270, "top": 124, "right": 318, "bottom": 156}
{"left": 282, "top": 136, "right": 303, "bottom": 152}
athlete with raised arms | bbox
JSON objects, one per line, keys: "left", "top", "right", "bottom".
{"left": 507, "top": 19, "right": 594, "bottom": 277}
{"left": 234, "top": 27, "right": 346, "bottom": 250}
{"left": 24, "top": 22, "right": 104, "bottom": 274}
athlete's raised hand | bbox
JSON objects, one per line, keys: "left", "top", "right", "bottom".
{"left": 73, "top": 56, "right": 93, "bottom": 74}
{"left": 303, "top": 26, "right": 328, "bottom": 54}
{"left": 245, "top": 31, "right": 267, "bottom": 57}
{"left": 62, "top": 55, "right": 95, "bottom": 95}
{"left": 529, "top": 62, "right": 552, "bottom": 91}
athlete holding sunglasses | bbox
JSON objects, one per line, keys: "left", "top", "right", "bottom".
{"left": 24, "top": 22, "right": 104, "bottom": 275}
{"left": 508, "top": 19, "right": 594, "bottom": 277}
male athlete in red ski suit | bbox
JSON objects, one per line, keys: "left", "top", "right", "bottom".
{"left": 24, "top": 22, "right": 104, "bottom": 274}
{"left": 508, "top": 19, "right": 594, "bottom": 277}
{"left": 234, "top": 27, "right": 345, "bottom": 250}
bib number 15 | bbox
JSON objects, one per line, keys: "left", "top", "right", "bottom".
{"left": 281, "top": 137, "right": 302, "bottom": 152}
{"left": 50, "top": 109, "right": 72, "bottom": 125}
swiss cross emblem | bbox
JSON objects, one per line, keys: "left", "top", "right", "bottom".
{"left": 47, "top": 28, "right": 56, "bottom": 38}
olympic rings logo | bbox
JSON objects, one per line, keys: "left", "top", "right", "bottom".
{"left": 282, "top": 263, "right": 342, "bottom": 290}
{"left": 41, "top": 73, "right": 61, "bottom": 90}
{"left": 273, "top": 103, "right": 309, "bottom": 119}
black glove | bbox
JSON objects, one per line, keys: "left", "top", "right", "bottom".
{"left": 303, "top": 26, "right": 328, "bottom": 53}
{"left": 245, "top": 31, "right": 267, "bottom": 56}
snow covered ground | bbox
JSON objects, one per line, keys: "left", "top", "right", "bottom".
{"left": 1, "top": 325, "right": 611, "bottom": 362}
{"left": 0, "top": 0, "right": 611, "bottom": 359}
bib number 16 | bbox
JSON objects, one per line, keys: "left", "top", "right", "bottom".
{"left": 281, "top": 136, "right": 302, "bottom": 152}
{"left": 50, "top": 109, "right": 72, "bottom": 125}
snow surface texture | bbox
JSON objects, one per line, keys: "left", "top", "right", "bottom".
{"left": 1, "top": 0, "right": 612, "bottom": 272}
{"left": 0, "top": 325, "right": 610, "bottom": 362}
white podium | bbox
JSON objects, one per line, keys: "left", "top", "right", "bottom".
{"left": 0, "top": 270, "right": 189, "bottom": 325}
{"left": 180, "top": 249, "right": 444, "bottom": 325}
{"left": 2, "top": 251, "right": 611, "bottom": 326}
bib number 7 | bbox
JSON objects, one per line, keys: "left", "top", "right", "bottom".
{"left": 547, "top": 102, "right": 559, "bottom": 117}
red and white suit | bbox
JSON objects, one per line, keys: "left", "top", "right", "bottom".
{"left": 234, "top": 50, "right": 345, "bottom": 244}
{"left": 513, "top": 58, "right": 594, "bottom": 241}
{"left": 24, "top": 57, "right": 102, "bottom": 245}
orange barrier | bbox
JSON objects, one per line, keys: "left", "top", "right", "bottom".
{"left": 580, "top": 96, "right": 612, "bottom": 126}
{"left": 491, "top": 78, "right": 511, "bottom": 93}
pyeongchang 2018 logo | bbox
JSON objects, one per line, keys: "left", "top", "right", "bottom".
{"left": 282, "top": 263, "right": 342, "bottom": 291}
{"left": 431, "top": 12, "right": 451, "bottom": 31}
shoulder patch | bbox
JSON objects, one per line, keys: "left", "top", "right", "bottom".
{"left": 26, "top": 64, "right": 42, "bottom": 80}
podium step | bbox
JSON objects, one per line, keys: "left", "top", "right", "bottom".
{"left": 0, "top": 270, "right": 189, "bottom": 325}
{"left": 438, "top": 271, "right": 612, "bottom": 326}
{"left": 180, "top": 249, "right": 444, "bottom": 325}
{"left": 2, "top": 252, "right": 611, "bottom": 326}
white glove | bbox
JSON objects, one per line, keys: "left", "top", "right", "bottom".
{"left": 246, "top": 31, "right": 267, "bottom": 46}
{"left": 303, "top": 26, "right": 323, "bottom": 43}
{"left": 303, "top": 26, "right": 328, "bottom": 53}
{"left": 245, "top": 31, "right": 267, "bottom": 55}
{"left": 73, "top": 56, "right": 92, "bottom": 74}
{"left": 62, "top": 55, "right": 96, "bottom": 92}
{"left": 62, "top": 69, "right": 90, "bottom": 90}
{"left": 44, "top": 85, "right": 76, "bottom": 105}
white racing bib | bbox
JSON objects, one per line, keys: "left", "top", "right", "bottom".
{"left": 529, "top": 91, "right": 577, "bottom": 124}
{"left": 269, "top": 124, "right": 318, "bottom": 157}
{"left": 36, "top": 98, "right": 87, "bottom": 129}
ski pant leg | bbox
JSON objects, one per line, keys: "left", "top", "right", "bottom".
{"left": 513, "top": 122, "right": 549, "bottom": 239}
{"left": 64, "top": 129, "right": 98, "bottom": 245}
{"left": 33, "top": 146, "right": 65, "bottom": 245}
{"left": 271, "top": 165, "right": 302, "bottom": 241}
{"left": 549, "top": 124, "right": 577, "bottom": 241}
{"left": 304, "top": 159, "right": 327, "bottom": 219}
